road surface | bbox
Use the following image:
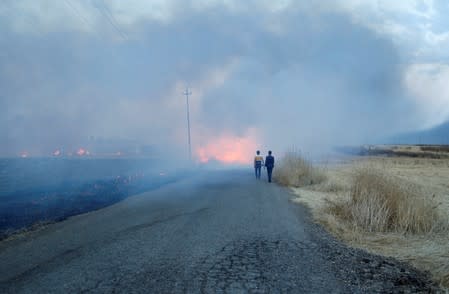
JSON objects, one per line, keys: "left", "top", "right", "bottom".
{"left": 0, "top": 170, "right": 436, "bottom": 293}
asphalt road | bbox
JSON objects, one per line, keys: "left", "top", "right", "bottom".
{"left": 0, "top": 170, "right": 436, "bottom": 293}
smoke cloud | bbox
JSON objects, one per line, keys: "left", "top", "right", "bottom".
{"left": 1, "top": 0, "right": 448, "bottom": 162}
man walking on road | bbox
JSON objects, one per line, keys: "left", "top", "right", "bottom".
{"left": 265, "top": 150, "right": 275, "bottom": 182}
{"left": 254, "top": 150, "right": 264, "bottom": 179}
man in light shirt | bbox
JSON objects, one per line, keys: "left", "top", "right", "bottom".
{"left": 254, "top": 150, "right": 264, "bottom": 179}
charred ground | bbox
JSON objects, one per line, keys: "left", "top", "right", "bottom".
{"left": 0, "top": 158, "right": 183, "bottom": 240}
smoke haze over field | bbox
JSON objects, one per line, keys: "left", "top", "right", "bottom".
{"left": 2, "top": 0, "right": 449, "bottom": 162}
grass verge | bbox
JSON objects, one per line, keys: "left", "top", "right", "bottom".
{"left": 326, "top": 167, "right": 446, "bottom": 234}
{"left": 280, "top": 156, "right": 449, "bottom": 290}
{"left": 274, "top": 149, "right": 326, "bottom": 187}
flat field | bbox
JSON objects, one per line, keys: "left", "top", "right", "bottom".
{"left": 288, "top": 152, "right": 449, "bottom": 289}
{"left": 0, "top": 158, "right": 180, "bottom": 239}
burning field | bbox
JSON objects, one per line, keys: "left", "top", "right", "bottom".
{"left": 0, "top": 158, "right": 183, "bottom": 240}
{"left": 194, "top": 130, "right": 260, "bottom": 165}
{"left": 0, "top": 130, "right": 261, "bottom": 240}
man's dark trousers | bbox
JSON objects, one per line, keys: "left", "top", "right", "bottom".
{"left": 265, "top": 154, "right": 275, "bottom": 182}
{"left": 266, "top": 167, "right": 273, "bottom": 182}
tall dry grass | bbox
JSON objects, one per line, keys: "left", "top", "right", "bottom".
{"left": 326, "top": 167, "right": 446, "bottom": 234}
{"left": 274, "top": 150, "right": 326, "bottom": 187}
{"left": 289, "top": 157, "right": 449, "bottom": 290}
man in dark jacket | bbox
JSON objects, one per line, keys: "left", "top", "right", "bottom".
{"left": 265, "top": 150, "right": 275, "bottom": 182}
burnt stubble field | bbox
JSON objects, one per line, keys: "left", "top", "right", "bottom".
{"left": 0, "top": 158, "right": 182, "bottom": 239}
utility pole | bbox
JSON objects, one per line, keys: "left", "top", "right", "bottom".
{"left": 183, "top": 87, "right": 192, "bottom": 161}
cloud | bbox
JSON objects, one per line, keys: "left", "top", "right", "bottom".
{"left": 0, "top": 0, "right": 447, "bottom": 159}
{"left": 404, "top": 63, "right": 449, "bottom": 128}
{"left": 330, "top": 0, "right": 449, "bottom": 60}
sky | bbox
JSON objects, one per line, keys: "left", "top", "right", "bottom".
{"left": 1, "top": 0, "right": 449, "bottom": 163}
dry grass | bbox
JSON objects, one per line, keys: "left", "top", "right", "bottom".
{"left": 326, "top": 167, "right": 445, "bottom": 234}
{"left": 286, "top": 156, "right": 449, "bottom": 289}
{"left": 274, "top": 150, "right": 326, "bottom": 187}
{"left": 357, "top": 144, "right": 449, "bottom": 159}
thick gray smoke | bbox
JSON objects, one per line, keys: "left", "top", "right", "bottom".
{"left": 0, "top": 1, "right": 446, "bottom": 161}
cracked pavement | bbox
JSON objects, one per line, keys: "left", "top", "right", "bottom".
{"left": 0, "top": 170, "right": 437, "bottom": 293}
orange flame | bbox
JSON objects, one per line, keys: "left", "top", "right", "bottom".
{"left": 196, "top": 133, "right": 259, "bottom": 165}
{"left": 76, "top": 148, "right": 88, "bottom": 156}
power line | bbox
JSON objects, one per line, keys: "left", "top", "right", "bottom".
{"left": 64, "top": 0, "right": 114, "bottom": 43}
{"left": 64, "top": 0, "right": 92, "bottom": 31}
{"left": 96, "top": 0, "right": 128, "bottom": 41}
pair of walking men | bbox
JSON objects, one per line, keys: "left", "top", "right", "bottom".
{"left": 254, "top": 150, "right": 275, "bottom": 182}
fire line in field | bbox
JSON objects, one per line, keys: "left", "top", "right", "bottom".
{"left": 196, "top": 132, "right": 259, "bottom": 165}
